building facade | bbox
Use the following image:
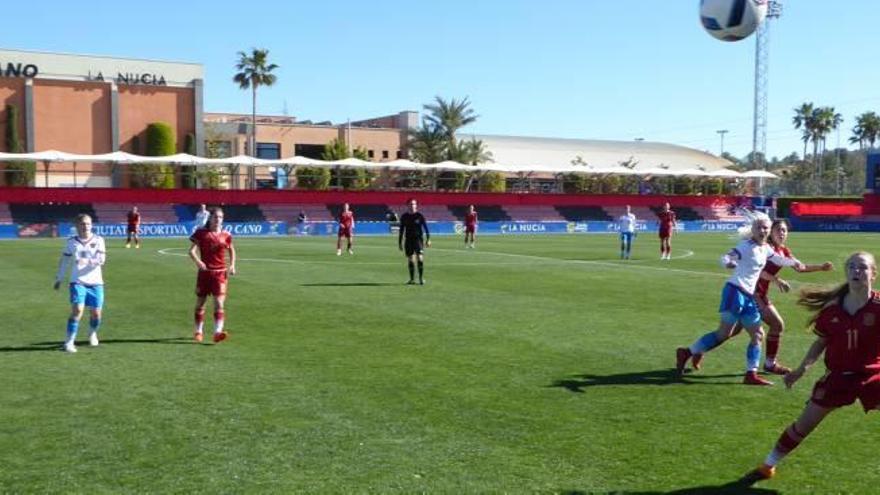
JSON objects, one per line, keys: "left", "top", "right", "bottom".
{"left": 0, "top": 48, "right": 203, "bottom": 186}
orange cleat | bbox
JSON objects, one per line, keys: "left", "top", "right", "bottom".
{"left": 675, "top": 347, "right": 691, "bottom": 374}
{"left": 194, "top": 332, "right": 203, "bottom": 343}
{"left": 743, "top": 371, "right": 774, "bottom": 386}
{"left": 212, "top": 331, "right": 227, "bottom": 343}
{"left": 763, "top": 363, "right": 791, "bottom": 375}
{"left": 691, "top": 352, "right": 704, "bottom": 371}
{"left": 746, "top": 463, "right": 776, "bottom": 482}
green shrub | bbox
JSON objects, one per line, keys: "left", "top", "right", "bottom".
{"left": 296, "top": 167, "right": 331, "bottom": 190}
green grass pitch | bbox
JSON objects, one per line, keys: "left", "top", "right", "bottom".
{"left": 2, "top": 232, "right": 879, "bottom": 493}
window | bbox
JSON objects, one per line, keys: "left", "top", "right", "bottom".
{"left": 396, "top": 150, "right": 404, "bottom": 159}
{"left": 368, "top": 150, "right": 375, "bottom": 159}
{"left": 256, "top": 142, "right": 281, "bottom": 159}
{"left": 382, "top": 150, "right": 389, "bottom": 159}
{"left": 295, "top": 144, "right": 325, "bottom": 159}
{"left": 205, "top": 140, "right": 232, "bottom": 158}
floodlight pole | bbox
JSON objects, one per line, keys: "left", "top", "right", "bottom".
{"left": 716, "top": 129, "right": 729, "bottom": 156}
{"left": 752, "top": 1, "right": 783, "bottom": 194}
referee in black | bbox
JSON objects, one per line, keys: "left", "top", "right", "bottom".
{"left": 398, "top": 198, "right": 431, "bottom": 285}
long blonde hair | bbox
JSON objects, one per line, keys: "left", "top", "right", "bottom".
{"left": 734, "top": 210, "right": 771, "bottom": 240}
{"left": 798, "top": 251, "right": 876, "bottom": 326}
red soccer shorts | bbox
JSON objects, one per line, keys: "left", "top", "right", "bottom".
{"left": 127, "top": 225, "right": 139, "bottom": 234}
{"left": 196, "top": 269, "right": 228, "bottom": 298}
{"left": 810, "top": 371, "right": 880, "bottom": 412}
{"left": 465, "top": 225, "right": 476, "bottom": 234}
{"left": 659, "top": 228, "right": 672, "bottom": 239}
{"left": 338, "top": 227, "right": 352, "bottom": 238}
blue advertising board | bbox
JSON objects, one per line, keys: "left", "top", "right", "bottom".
{"left": 789, "top": 217, "right": 880, "bottom": 232}
{"left": 288, "top": 220, "right": 745, "bottom": 236}
{"left": 57, "top": 221, "right": 288, "bottom": 238}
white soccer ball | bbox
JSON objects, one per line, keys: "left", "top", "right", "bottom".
{"left": 699, "top": 0, "right": 768, "bottom": 42}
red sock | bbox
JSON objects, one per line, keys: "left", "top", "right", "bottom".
{"left": 775, "top": 423, "right": 805, "bottom": 456}
{"left": 766, "top": 334, "right": 781, "bottom": 362}
{"left": 194, "top": 308, "right": 205, "bottom": 325}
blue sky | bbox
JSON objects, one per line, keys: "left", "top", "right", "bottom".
{"left": 4, "top": 0, "right": 878, "bottom": 159}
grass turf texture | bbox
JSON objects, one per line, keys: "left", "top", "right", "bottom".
{"left": 1, "top": 233, "right": 879, "bottom": 493}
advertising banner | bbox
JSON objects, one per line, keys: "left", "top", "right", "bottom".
{"left": 57, "top": 221, "right": 288, "bottom": 238}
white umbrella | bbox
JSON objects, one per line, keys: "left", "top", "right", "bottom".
{"left": 741, "top": 170, "right": 779, "bottom": 179}
{"left": 633, "top": 167, "right": 679, "bottom": 176}
{"left": 705, "top": 168, "right": 741, "bottom": 178}
{"left": 276, "top": 156, "right": 326, "bottom": 166}
{"left": 201, "top": 154, "right": 275, "bottom": 166}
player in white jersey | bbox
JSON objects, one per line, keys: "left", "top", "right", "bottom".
{"left": 193, "top": 203, "right": 210, "bottom": 228}
{"left": 675, "top": 213, "right": 803, "bottom": 385}
{"left": 54, "top": 214, "right": 106, "bottom": 353}
{"left": 618, "top": 205, "right": 637, "bottom": 260}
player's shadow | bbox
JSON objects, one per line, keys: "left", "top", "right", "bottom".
{"left": 300, "top": 282, "right": 399, "bottom": 287}
{"left": 562, "top": 482, "right": 778, "bottom": 494}
{"left": 0, "top": 337, "right": 201, "bottom": 352}
{"left": 562, "top": 474, "right": 779, "bottom": 494}
{"left": 550, "top": 369, "right": 744, "bottom": 393}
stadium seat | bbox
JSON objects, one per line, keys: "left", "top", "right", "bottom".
{"left": 9, "top": 203, "right": 98, "bottom": 224}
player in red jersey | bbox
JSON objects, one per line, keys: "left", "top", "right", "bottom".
{"left": 336, "top": 203, "right": 355, "bottom": 256}
{"left": 745, "top": 251, "right": 880, "bottom": 483}
{"left": 188, "top": 207, "right": 236, "bottom": 343}
{"left": 656, "top": 202, "right": 676, "bottom": 260}
{"left": 691, "top": 219, "right": 834, "bottom": 374}
{"left": 464, "top": 205, "right": 478, "bottom": 249}
{"left": 125, "top": 206, "right": 141, "bottom": 249}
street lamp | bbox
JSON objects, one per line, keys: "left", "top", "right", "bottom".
{"left": 716, "top": 129, "right": 729, "bottom": 155}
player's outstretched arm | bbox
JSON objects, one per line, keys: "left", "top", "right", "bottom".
{"left": 797, "top": 261, "right": 834, "bottom": 273}
{"left": 784, "top": 337, "right": 827, "bottom": 389}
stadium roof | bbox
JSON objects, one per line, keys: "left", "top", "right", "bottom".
{"left": 461, "top": 134, "right": 734, "bottom": 173}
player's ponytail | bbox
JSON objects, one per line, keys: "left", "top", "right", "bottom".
{"left": 734, "top": 210, "right": 770, "bottom": 240}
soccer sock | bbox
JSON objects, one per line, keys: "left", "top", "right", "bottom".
{"left": 66, "top": 318, "right": 79, "bottom": 343}
{"left": 765, "top": 334, "right": 781, "bottom": 365}
{"left": 764, "top": 423, "right": 806, "bottom": 467}
{"left": 746, "top": 341, "right": 761, "bottom": 372}
{"left": 89, "top": 317, "right": 101, "bottom": 335}
{"left": 417, "top": 260, "right": 424, "bottom": 279}
{"left": 194, "top": 308, "right": 205, "bottom": 333}
{"left": 689, "top": 331, "right": 720, "bottom": 354}
{"left": 407, "top": 261, "right": 415, "bottom": 281}
{"left": 214, "top": 310, "right": 225, "bottom": 334}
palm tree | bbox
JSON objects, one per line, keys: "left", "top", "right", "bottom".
{"left": 811, "top": 107, "right": 842, "bottom": 174}
{"left": 233, "top": 48, "right": 279, "bottom": 156}
{"left": 792, "top": 102, "right": 815, "bottom": 162}
{"left": 423, "top": 96, "right": 479, "bottom": 159}
{"left": 407, "top": 121, "right": 447, "bottom": 164}
{"left": 453, "top": 138, "right": 493, "bottom": 165}
{"left": 850, "top": 111, "right": 880, "bottom": 150}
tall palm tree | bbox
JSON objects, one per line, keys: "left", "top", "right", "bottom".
{"left": 809, "top": 106, "right": 842, "bottom": 175}
{"left": 233, "top": 48, "right": 279, "bottom": 156}
{"left": 850, "top": 111, "right": 880, "bottom": 150}
{"left": 423, "top": 96, "right": 479, "bottom": 159}
{"left": 452, "top": 138, "right": 493, "bottom": 165}
{"left": 407, "top": 121, "right": 447, "bottom": 163}
{"left": 792, "top": 102, "right": 815, "bottom": 162}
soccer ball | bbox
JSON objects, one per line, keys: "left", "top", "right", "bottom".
{"left": 699, "top": 0, "right": 768, "bottom": 42}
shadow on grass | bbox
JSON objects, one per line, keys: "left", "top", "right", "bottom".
{"left": 550, "top": 369, "right": 745, "bottom": 392}
{"left": 0, "top": 337, "right": 202, "bottom": 352}
{"left": 562, "top": 476, "right": 779, "bottom": 494}
{"left": 300, "top": 282, "right": 400, "bottom": 287}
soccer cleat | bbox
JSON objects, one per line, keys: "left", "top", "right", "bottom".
{"left": 743, "top": 371, "right": 774, "bottom": 386}
{"left": 194, "top": 332, "right": 203, "bottom": 343}
{"left": 336, "top": 249, "right": 342, "bottom": 256}
{"left": 675, "top": 347, "right": 691, "bottom": 374}
{"left": 212, "top": 331, "right": 227, "bottom": 343}
{"left": 406, "top": 279, "right": 416, "bottom": 285}
{"left": 691, "top": 352, "right": 704, "bottom": 371}
{"left": 745, "top": 464, "right": 776, "bottom": 482}
{"left": 63, "top": 342, "right": 77, "bottom": 353}
{"left": 88, "top": 333, "right": 99, "bottom": 347}
{"left": 125, "top": 243, "right": 131, "bottom": 249}
{"left": 135, "top": 244, "right": 140, "bottom": 249}
{"left": 419, "top": 278, "right": 425, "bottom": 285}
{"left": 763, "top": 363, "right": 791, "bottom": 375}
{"left": 347, "top": 249, "right": 354, "bottom": 255}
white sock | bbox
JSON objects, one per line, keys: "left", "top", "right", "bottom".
{"left": 214, "top": 319, "right": 225, "bottom": 334}
{"left": 764, "top": 449, "right": 782, "bottom": 467}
